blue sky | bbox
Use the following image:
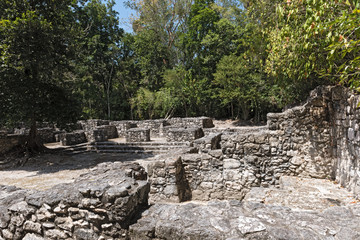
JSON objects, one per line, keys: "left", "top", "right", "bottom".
{"left": 113, "top": 0, "right": 136, "bottom": 32}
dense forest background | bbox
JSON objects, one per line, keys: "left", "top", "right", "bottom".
{"left": 1, "top": 0, "right": 359, "bottom": 127}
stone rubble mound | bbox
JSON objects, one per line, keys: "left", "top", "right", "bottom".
{"left": 0, "top": 162, "right": 149, "bottom": 240}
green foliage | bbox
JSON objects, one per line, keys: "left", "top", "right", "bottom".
{"left": 75, "top": 0, "right": 124, "bottom": 120}
{"left": 214, "top": 54, "right": 280, "bottom": 120}
{"left": 0, "top": 0, "right": 80, "bottom": 129}
{"left": 262, "top": 0, "right": 359, "bottom": 101}
{"left": 133, "top": 29, "right": 171, "bottom": 91}
{"left": 130, "top": 87, "right": 178, "bottom": 119}
{"left": 324, "top": 4, "right": 360, "bottom": 88}
{"left": 4, "top": 0, "right": 357, "bottom": 131}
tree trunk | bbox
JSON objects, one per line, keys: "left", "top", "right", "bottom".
{"left": 26, "top": 119, "right": 44, "bottom": 153}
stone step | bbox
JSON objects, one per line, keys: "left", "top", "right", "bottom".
{"left": 88, "top": 145, "right": 186, "bottom": 151}
{"left": 60, "top": 141, "right": 187, "bottom": 155}
{"left": 91, "top": 141, "right": 190, "bottom": 146}
{"left": 87, "top": 149, "right": 168, "bottom": 154}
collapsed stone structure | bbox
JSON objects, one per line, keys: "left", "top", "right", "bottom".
{"left": 1, "top": 85, "right": 360, "bottom": 239}
{"left": 0, "top": 162, "right": 149, "bottom": 240}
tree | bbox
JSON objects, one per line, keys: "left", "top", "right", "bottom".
{"left": 127, "top": 0, "right": 192, "bottom": 64}
{"left": 0, "top": 0, "right": 81, "bottom": 151}
{"left": 324, "top": 2, "right": 360, "bottom": 88}
{"left": 76, "top": 0, "right": 124, "bottom": 120}
{"left": 262, "top": 0, "right": 358, "bottom": 102}
{"left": 133, "top": 29, "right": 171, "bottom": 91}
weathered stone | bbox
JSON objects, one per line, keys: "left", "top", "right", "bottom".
{"left": 223, "top": 159, "right": 240, "bottom": 169}
{"left": 10, "top": 214, "right": 25, "bottom": 227}
{"left": 0, "top": 207, "right": 10, "bottom": 228}
{"left": 1, "top": 229, "right": 13, "bottom": 240}
{"left": 45, "top": 229, "right": 68, "bottom": 239}
{"left": 55, "top": 217, "right": 74, "bottom": 231}
{"left": 73, "top": 228, "right": 99, "bottom": 240}
{"left": 22, "top": 233, "right": 44, "bottom": 240}
{"left": 8, "top": 201, "right": 35, "bottom": 217}
{"left": 237, "top": 216, "right": 266, "bottom": 234}
{"left": 42, "top": 222, "right": 55, "bottom": 229}
{"left": 23, "top": 221, "right": 42, "bottom": 234}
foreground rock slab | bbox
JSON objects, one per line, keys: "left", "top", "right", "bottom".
{"left": 130, "top": 176, "right": 360, "bottom": 240}
{"left": 0, "top": 162, "right": 149, "bottom": 240}
{"left": 129, "top": 200, "right": 360, "bottom": 240}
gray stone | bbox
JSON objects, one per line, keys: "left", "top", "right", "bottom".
{"left": 23, "top": 221, "right": 42, "bottom": 234}
{"left": 223, "top": 159, "right": 240, "bottom": 169}
{"left": 42, "top": 222, "right": 55, "bottom": 229}
{"left": 22, "top": 233, "right": 44, "bottom": 240}
{"left": 45, "top": 229, "right": 68, "bottom": 239}
{"left": 8, "top": 201, "right": 35, "bottom": 216}
{"left": 55, "top": 217, "right": 74, "bottom": 231}
{"left": 237, "top": 216, "right": 266, "bottom": 234}
{"left": 73, "top": 228, "right": 99, "bottom": 240}
{"left": 1, "top": 229, "right": 13, "bottom": 240}
{"left": 348, "top": 128, "right": 355, "bottom": 140}
{"left": 0, "top": 207, "right": 10, "bottom": 228}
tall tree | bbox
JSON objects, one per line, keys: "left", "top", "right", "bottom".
{"left": 0, "top": 0, "right": 81, "bottom": 151}
{"left": 76, "top": 0, "right": 124, "bottom": 120}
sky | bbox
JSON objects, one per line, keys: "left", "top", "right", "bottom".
{"left": 113, "top": 0, "right": 136, "bottom": 32}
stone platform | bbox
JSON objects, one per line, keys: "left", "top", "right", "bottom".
{"left": 129, "top": 176, "right": 360, "bottom": 240}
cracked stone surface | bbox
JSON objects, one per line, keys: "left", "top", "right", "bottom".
{"left": 129, "top": 176, "right": 360, "bottom": 240}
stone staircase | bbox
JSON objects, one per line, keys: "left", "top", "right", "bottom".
{"left": 60, "top": 141, "right": 191, "bottom": 155}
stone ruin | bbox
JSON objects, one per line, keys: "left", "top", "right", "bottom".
{"left": 1, "top": 85, "right": 360, "bottom": 239}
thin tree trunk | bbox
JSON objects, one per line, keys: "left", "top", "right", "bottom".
{"left": 231, "top": 102, "right": 234, "bottom": 119}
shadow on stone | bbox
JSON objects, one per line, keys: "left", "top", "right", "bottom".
{"left": 175, "top": 159, "right": 192, "bottom": 202}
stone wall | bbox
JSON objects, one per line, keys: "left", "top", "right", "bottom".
{"left": 167, "top": 117, "right": 214, "bottom": 128}
{"left": 109, "top": 121, "right": 132, "bottom": 138}
{"left": 0, "top": 162, "right": 149, "bottom": 240}
{"left": 37, "top": 128, "right": 56, "bottom": 144}
{"left": 330, "top": 86, "right": 360, "bottom": 197}
{"left": 125, "top": 129, "right": 150, "bottom": 142}
{"left": 59, "top": 131, "right": 87, "bottom": 146}
{"left": 147, "top": 86, "right": 360, "bottom": 202}
{"left": 165, "top": 127, "right": 204, "bottom": 142}
{"left": 136, "top": 120, "right": 168, "bottom": 138}
{"left": 0, "top": 134, "right": 26, "bottom": 154}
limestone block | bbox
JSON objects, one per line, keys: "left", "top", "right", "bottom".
{"left": 22, "top": 233, "right": 44, "bottom": 240}
{"left": 125, "top": 128, "right": 150, "bottom": 142}
{"left": 223, "top": 159, "right": 240, "bottom": 169}
{"left": 23, "top": 221, "right": 42, "bottom": 234}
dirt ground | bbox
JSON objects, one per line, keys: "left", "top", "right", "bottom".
{"left": 0, "top": 152, "right": 155, "bottom": 190}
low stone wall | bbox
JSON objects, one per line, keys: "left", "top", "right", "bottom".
{"left": 59, "top": 131, "right": 87, "bottom": 146}
{"left": 79, "top": 120, "right": 111, "bottom": 142}
{"left": 193, "top": 133, "right": 222, "bottom": 153}
{"left": 135, "top": 120, "right": 168, "bottom": 138}
{"left": 165, "top": 128, "right": 204, "bottom": 142}
{"left": 147, "top": 156, "right": 186, "bottom": 204}
{"left": 168, "top": 117, "right": 214, "bottom": 128}
{"left": 37, "top": 128, "right": 55, "bottom": 144}
{"left": 109, "top": 121, "right": 132, "bottom": 138}
{"left": 0, "top": 162, "right": 149, "bottom": 240}
{"left": 125, "top": 129, "right": 150, "bottom": 142}
{"left": 0, "top": 134, "right": 26, "bottom": 154}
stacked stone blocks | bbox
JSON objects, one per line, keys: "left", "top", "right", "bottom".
{"left": 0, "top": 162, "right": 149, "bottom": 240}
